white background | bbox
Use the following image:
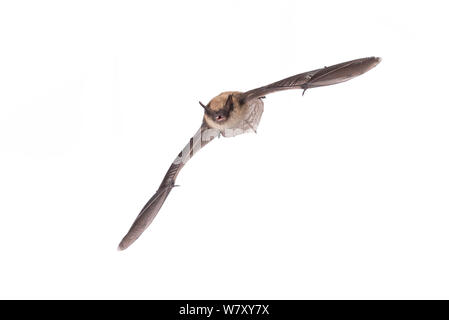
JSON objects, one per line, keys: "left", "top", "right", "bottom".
{"left": 0, "top": 0, "right": 448, "bottom": 299}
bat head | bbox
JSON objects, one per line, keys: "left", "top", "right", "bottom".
{"left": 199, "top": 92, "right": 237, "bottom": 123}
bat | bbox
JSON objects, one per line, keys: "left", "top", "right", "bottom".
{"left": 118, "top": 56, "right": 381, "bottom": 250}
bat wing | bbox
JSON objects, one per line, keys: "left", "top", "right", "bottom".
{"left": 240, "top": 57, "right": 381, "bottom": 103}
{"left": 118, "top": 121, "right": 220, "bottom": 250}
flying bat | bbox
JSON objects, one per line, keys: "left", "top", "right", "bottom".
{"left": 118, "top": 56, "right": 381, "bottom": 250}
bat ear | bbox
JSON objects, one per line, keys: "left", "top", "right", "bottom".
{"left": 199, "top": 101, "right": 211, "bottom": 112}
{"left": 224, "top": 94, "right": 234, "bottom": 111}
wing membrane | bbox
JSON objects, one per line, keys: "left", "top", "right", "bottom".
{"left": 118, "top": 122, "right": 219, "bottom": 250}
{"left": 241, "top": 57, "right": 381, "bottom": 103}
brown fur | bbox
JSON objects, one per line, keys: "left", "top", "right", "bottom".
{"left": 207, "top": 91, "right": 241, "bottom": 111}
{"left": 203, "top": 91, "right": 244, "bottom": 130}
{"left": 203, "top": 92, "right": 264, "bottom": 137}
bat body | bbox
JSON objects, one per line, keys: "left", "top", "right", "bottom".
{"left": 118, "top": 57, "right": 381, "bottom": 250}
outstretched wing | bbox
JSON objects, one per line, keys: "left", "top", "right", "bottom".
{"left": 240, "top": 57, "right": 381, "bottom": 103}
{"left": 118, "top": 121, "right": 220, "bottom": 250}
